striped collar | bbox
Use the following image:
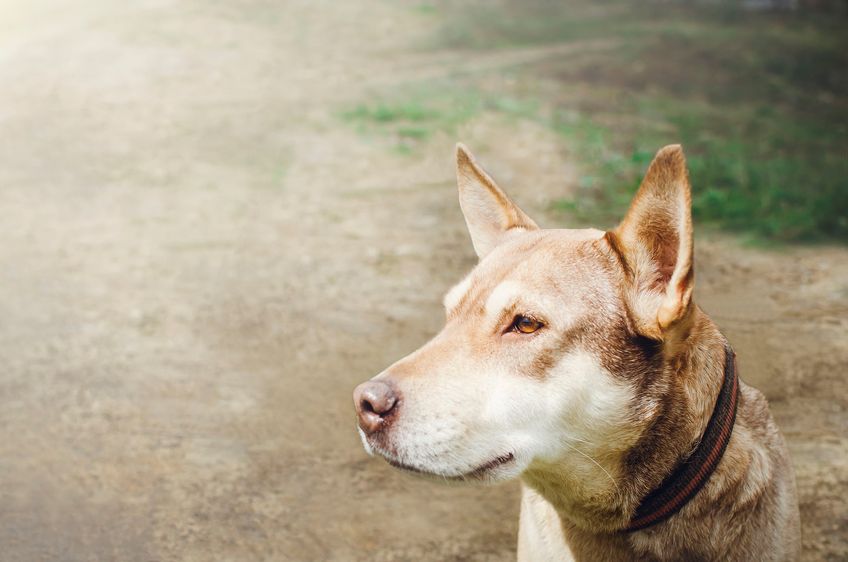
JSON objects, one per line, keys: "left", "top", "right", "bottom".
{"left": 625, "top": 344, "right": 740, "bottom": 532}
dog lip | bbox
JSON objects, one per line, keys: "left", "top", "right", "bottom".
{"left": 470, "top": 452, "right": 515, "bottom": 476}
{"left": 385, "top": 451, "right": 515, "bottom": 480}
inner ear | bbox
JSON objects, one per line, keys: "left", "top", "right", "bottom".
{"left": 640, "top": 211, "right": 681, "bottom": 289}
{"left": 455, "top": 143, "right": 538, "bottom": 258}
{"left": 610, "top": 144, "right": 693, "bottom": 339}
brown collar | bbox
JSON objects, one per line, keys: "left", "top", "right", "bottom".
{"left": 625, "top": 344, "right": 740, "bottom": 532}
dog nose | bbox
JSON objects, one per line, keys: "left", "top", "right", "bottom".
{"left": 353, "top": 380, "right": 398, "bottom": 434}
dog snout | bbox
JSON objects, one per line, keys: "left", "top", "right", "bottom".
{"left": 353, "top": 380, "right": 398, "bottom": 434}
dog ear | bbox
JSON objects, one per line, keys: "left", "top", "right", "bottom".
{"left": 455, "top": 143, "right": 538, "bottom": 258}
{"left": 608, "top": 145, "right": 694, "bottom": 340}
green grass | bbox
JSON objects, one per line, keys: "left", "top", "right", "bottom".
{"left": 550, "top": 101, "right": 848, "bottom": 241}
{"left": 434, "top": 0, "right": 848, "bottom": 242}
{"left": 341, "top": 88, "right": 480, "bottom": 152}
{"left": 340, "top": 84, "right": 540, "bottom": 153}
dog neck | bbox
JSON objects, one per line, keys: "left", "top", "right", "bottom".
{"left": 625, "top": 341, "right": 738, "bottom": 531}
{"left": 521, "top": 306, "right": 731, "bottom": 533}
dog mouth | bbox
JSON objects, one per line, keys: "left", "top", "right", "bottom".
{"left": 385, "top": 452, "right": 515, "bottom": 481}
{"left": 357, "top": 427, "right": 516, "bottom": 481}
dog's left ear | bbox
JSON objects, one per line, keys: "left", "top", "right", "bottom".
{"left": 608, "top": 145, "right": 693, "bottom": 340}
{"left": 455, "top": 143, "right": 538, "bottom": 258}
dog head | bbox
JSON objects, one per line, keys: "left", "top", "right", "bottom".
{"left": 354, "top": 144, "right": 694, "bottom": 497}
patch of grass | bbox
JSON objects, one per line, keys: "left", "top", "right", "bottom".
{"left": 397, "top": 125, "right": 431, "bottom": 139}
{"left": 341, "top": 87, "right": 482, "bottom": 151}
{"left": 343, "top": 102, "right": 442, "bottom": 123}
{"left": 414, "top": 3, "right": 437, "bottom": 15}
{"left": 436, "top": 0, "right": 848, "bottom": 242}
{"left": 340, "top": 84, "right": 541, "bottom": 153}
{"left": 551, "top": 108, "right": 848, "bottom": 241}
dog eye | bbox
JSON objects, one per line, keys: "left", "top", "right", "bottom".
{"left": 511, "top": 315, "right": 543, "bottom": 334}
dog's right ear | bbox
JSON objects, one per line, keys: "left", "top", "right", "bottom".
{"left": 455, "top": 143, "right": 538, "bottom": 258}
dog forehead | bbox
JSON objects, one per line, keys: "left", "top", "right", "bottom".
{"left": 484, "top": 280, "right": 523, "bottom": 315}
{"left": 444, "top": 228, "right": 608, "bottom": 315}
{"left": 480, "top": 228, "right": 607, "bottom": 282}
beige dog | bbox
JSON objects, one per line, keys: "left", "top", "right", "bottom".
{"left": 353, "top": 144, "right": 800, "bottom": 561}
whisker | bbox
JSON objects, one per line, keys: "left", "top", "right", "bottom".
{"left": 562, "top": 434, "right": 594, "bottom": 445}
{"left": 563, "top": 441, "right": 621, "bottom": 496}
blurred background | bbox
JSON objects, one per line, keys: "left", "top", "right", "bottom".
{"left": 0, "top": 0, "right": 845, "bottom": 560}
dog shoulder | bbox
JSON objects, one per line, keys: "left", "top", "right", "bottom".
{"left": 699, "top": 382, "right": 800, "bottom": 560}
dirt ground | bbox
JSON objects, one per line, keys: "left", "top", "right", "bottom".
{"left": 0, "top": 1, "right": 845, "bottom": 561}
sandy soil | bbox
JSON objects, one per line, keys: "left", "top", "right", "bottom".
{"left": 0, "top": 1, "right": 845, "bottom": 560}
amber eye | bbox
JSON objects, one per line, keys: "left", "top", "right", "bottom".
{"left": 512, "top": 315, "right": 543, "bottom": 334}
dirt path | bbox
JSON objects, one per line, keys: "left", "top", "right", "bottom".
{"left": 0, "top": 1, "right": 845, "bottom": 561}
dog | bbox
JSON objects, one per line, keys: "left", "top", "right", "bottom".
{"left": 353, "top": 144, "right": 800, "bottom": 561}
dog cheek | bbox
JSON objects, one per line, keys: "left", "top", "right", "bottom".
{"left": 480, "top": 374, "right": 555, "bottom": 453}
{"left": 530, "top": 350, "right": 639, "bottom": 458}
